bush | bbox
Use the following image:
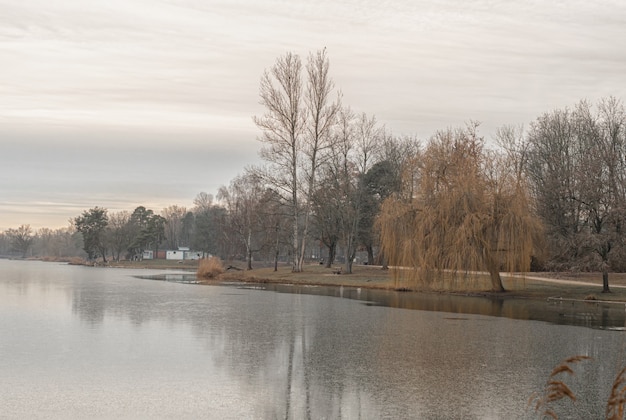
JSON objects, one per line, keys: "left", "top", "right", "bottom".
{"left": 68, "top": 257, "right": 87, "bottom": 265}
{"left": 196, "top": 257, "right": 224, "bottom": 279}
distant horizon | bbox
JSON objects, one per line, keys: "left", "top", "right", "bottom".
{"left": 2, "top": 0, "right": 625, "bottom": 230}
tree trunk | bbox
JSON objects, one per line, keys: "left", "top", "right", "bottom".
{"left": 366, "top": 245, "right": 374, "bottom": 265}
{"left": 325, "top": 241, "right": 336, "bottom": 268}
{"left": 488, "top": 267, "right": 504, "bottom": 292}
{"left": 293, "top": 205, "right": 300, "bottom": 272}
{"left": 484, "top": 249, "right": 504, "bottom": 292}
{"left": 602, "top": 269, "right": 611, "bottom": 293}
{"left": 345, "top": 251, "right": 354, "bottom": 274}
{"left": 246, "top": 230, "right": 253, "bottom": 270}
{"left": 247, "top": 248, "right": 253, "bottom": 270}
{"left": 344, "top": 236, "right": 355, "bottom": 274}
{"left": 378, "top": 250, "right": 389, "bottom": 270}
{"left": 273, "top": 228, "right": 280, "bottom": 272}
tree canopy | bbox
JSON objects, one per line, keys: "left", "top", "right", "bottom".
{"left": 74, "top": 207, "right": 109, "bottom": 262}
{"left": 378, "top": 125, "right": 542, "bottom": 292}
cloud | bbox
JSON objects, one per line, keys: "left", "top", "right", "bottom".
{"left": 1, "top": 0, "right": 625, "bottom": 228}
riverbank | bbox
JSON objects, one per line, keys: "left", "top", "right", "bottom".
{"left": 218, "top": 263, "right": 626, "bottom": 303}
{"left": 101, "top": 259, "right": 626, "bottom": 302}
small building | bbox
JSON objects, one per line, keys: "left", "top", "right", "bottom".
{"left": 184, "top": 251, "right": 203, "bottom": 260}
{"left": 165, "top": 247, "right": 202, "bottom": 260}
{"left": 166, "top": 249, "right": 185, "bottom": 260}
{"left": 142, "top": 250, "right": 154, "bottom": 260}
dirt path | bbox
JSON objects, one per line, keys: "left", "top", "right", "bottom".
{"left": 504, "top": 273, "right": 626, "bottom": 289}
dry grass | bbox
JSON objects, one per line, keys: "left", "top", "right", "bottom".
{"left": 606, "top": 366, "right": 626, "bottom": 420}
{"left": 196, "top": 257, "right": 225, "bottom": 280}
{"left": 530, "top": 356, "right": 626, "bottom": 419}
{"left": 220, "top": 263, "right": 396, "bottom": 289}
{"left": 68, "top": 256, "right": 87, "bottom": 265}
{"left": 529, "top": 355, "right": 592, "bottom": 419}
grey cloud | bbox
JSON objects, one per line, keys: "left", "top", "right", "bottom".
{"left": 1, "top": 0, "right": 625, "bottom": 228}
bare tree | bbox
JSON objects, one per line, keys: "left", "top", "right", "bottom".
{"left": 254, "top": 49, "right": 339, "bottom": 272}
{"left": 342, "top": 113, "right": 382, "bottom": 273}
{"left": 193, "top": 192, "right": 214, "bottom": 212}
{"left": 311, "top": 178, "right": 342, "bottom": 267}
{"left": 107, "top": 211, "right": 131, "bottom": 261}
{"left": 298, "top": 48, "right": 341, "bottom": 270}
{"left": 312, "top": 109, "right": 383, "bottom": 273}
{"left": 525, "top": 98, "right": 626, "bottom": 292}
{"left": 162, "top": 205, "right": 188, "bottom": 249}
{"left": 5, "top": 224, "right": 34, "bottom": 258}
{"left": 218, "top": 173, "right": 267, "bottom": 270}
{"left": 192, "top": 201, "right": 227, "bottom": 259}
{"left": 254, "top": 52, "right": 304, "bottom": 271}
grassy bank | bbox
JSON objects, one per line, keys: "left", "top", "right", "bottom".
{"left": 219, "top": 263, "right": 626, "bottom": 302}
{"left": 103, "top": 259, "right": 200, "bottom": 271}
{"left": 97, "top": 258, "right": 626, "bottom": 302}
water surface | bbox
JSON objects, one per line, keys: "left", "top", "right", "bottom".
{"left": 1, "top": 260, "right": 625, "bottom": 419}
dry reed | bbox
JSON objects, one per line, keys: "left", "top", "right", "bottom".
{"left": 196, "top": 257, "right": 224, "bottom": 279}
{"left": 529, "top": 355, "right": 592, "bottom": 419}
{"left": 606, "top": 366, "right": 626, "bottom": 420}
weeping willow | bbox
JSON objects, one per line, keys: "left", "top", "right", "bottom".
{"left": 378, "top": 126, "right": 542, "bottom": 292}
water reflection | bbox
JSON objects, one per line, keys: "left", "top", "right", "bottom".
{"left": 2, "top": 260, "right": 626, "bottom": 419}
{"left": 208, "top": 282, "right": 626, "bottom": 331}
{"left": 135, "top": 273, "right": 626, "bottom": 330}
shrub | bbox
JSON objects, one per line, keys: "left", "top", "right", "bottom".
{"left": 68, "top": 257, "right": 86, "bottom": 265}
{"left": 196, "top": 257, "right": 224, "bottom": 279}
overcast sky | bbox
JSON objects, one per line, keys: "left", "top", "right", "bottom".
{"left": 1, "top": 0, "right": 625, "bottom": 230}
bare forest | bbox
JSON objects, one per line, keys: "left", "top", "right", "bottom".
{"left": 3, "top": 51, "right": 625, "bottom": 293}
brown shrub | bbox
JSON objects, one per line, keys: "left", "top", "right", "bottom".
{"left": 68, "top": 257, "right": 87, "bottom": 265}
{"left": 197, "top": 257, "right": 224, "bottom": 279}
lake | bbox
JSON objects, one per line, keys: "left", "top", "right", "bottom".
{"left": 1, "top": 260, "right": 625, "bottom": 419}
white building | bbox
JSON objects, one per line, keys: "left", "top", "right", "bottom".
{"left": 166, "top": 248, "right": 186, "bottom": 260}
{"left": 165, "top": 247, "right": 202, "bottom": 260}
{"left": 184, "top": 251, "right": 203, "bottom": 260}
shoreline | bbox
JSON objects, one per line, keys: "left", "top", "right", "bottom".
{"left": 23, "top": 257, "right": 626, "bottom": 302}
{"left": 217, "top": 263, "right": 626, "bottom": 303}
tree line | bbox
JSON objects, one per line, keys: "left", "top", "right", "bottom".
{"left": 3, "top": 49, "right": 625, "bottom": 292}
{"left": 0, "top": 197, "right": 227, "bottom": 263}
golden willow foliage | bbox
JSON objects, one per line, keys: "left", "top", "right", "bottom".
{"left": 377, "top": 125, "right": 542, "bottom": 292}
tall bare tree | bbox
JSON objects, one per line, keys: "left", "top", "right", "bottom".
{"left": 526, "top": 98, "right": 626, "bottom": 292}
{"left": 254, "top": 52, "right": 304, "bottom": 271}
{"left": 298, "top": 48, "right": 341, "bottom": 270}
{"left": 162, "top": 205, "right": 188, "bottom": 249}
{"left": 254, "top": 49, "right": 339, "bottom": 272}
{"left": 312, "top": 106, "right": 356, "bottom": 268}
{"left": 342, "top": 113, "right": 382, "bottom": 273}
{"left": 218, "top": 173, "right": 267, "bottom": 270}
{"left": 312, "top": 109, "right": 382, "bottom": 273}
